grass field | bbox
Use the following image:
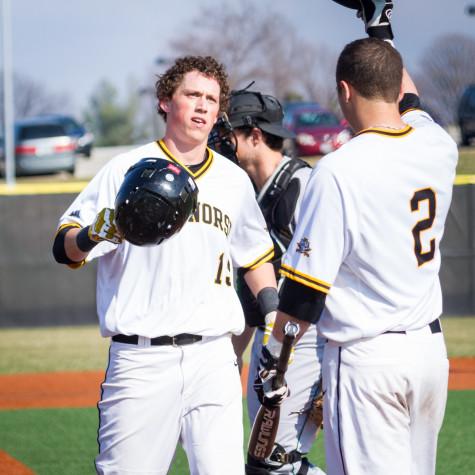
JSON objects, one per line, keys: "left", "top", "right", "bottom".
{"left": 0, "top": 318, "right": 474, "bottom": 474}
{"left": 1, "top": 316, "right": 474, "bottom": 374}
{"left": 457, "top": 147, "right": 475, "bottom": 175}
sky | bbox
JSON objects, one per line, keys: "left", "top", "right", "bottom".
{"left": 3, "top": 0, "right": 475, "bottom": 119}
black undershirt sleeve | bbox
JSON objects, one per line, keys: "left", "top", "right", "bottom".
{"left": 399, "top": 93, "right": 421, "bottom": 115}
{"left": 278, "top": 277, "right": 327, "bottom": 324}
{"left": 52, "top": 225, "right": 82, "bottom": 265}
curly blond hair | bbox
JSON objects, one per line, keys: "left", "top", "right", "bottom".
{"left": 155, "top": 56, "right": 229, "bottom": 121}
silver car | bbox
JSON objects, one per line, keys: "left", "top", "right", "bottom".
{"left": 1, "top": 118, "right": 77, "bottom": 176}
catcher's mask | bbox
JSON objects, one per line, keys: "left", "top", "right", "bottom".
{"left": 208, "top": 112, "right": 239, "bottom": 163}
{"left": 208, "top": 84, "right": 295, "bottom": 163}
{"left": 115, "top": 157, "right": 198, "bottom": 246}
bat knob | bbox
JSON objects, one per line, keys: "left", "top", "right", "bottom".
{"left": 284, "top": 321, "right": 299, "bottom": 338}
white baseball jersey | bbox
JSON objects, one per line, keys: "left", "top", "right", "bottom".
{"left": 59, "top": 140, "right": 273, "bottom": 338}
{"left": 281, "top": 110, "right": 458, "bottom": 343}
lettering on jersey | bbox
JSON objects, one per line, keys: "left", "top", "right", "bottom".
{"left": 188, "top": 201, "right": 232, "bottom": 236}
{"left": 296, "top": 237, "right": 311, "bottom": 257}
{"left": 70, "top": 209, "right": 81, "bottom": 219}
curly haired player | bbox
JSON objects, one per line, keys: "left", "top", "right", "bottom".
{"left": 53, "top": 56, "right": 277, "bottom": 475}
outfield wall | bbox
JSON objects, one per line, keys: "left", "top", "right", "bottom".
{"left": 0, "top": 181, "right": 474, "bottom": 327}
{"left": 0, "top": 185, "right": 97, "bottom": 327}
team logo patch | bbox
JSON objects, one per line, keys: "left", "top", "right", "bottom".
{"left": 296, "top": 237, "right": 311, "bottom": 257}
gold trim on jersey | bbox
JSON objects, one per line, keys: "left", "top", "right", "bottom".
{"left": 55, "top": 222, "right": 81, "bottom": 238}
{"left": 355, "top": 124, "right": 414, "bottom": 138}
{"left": 156, "top": 140, "right": 214, "bottom": 179}
{"left": 401, "top": 107, "right": 423, "bottom": 116}
{"left": 243, "top": 247, "right": 275, "bottom": 271}
{"left": 279, "top": 264, "right": 331, "bottom": 294}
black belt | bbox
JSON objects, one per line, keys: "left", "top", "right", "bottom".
{"left": 112, "top": 333, "right": 202, "bottom": 346}
{"left": 384, "top": 318, "right": 441, "bottom": 335}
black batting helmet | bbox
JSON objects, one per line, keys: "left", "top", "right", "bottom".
{"left": 115, "top": 157, "right": 198, "bottom": 246}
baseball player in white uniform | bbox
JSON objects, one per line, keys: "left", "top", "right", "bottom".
{"left": 209, "top": 89, "right": 326, "bottom": 475}
{"left": 257, "top": 3, "right": 458, "bottom": 475}
{"left": 53, "top": 56, "right": 277, "bottom": 475}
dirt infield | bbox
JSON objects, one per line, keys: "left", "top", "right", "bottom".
{"left": 0, "top": 450, "right": 34, "bottom": 475}
{"left": 0, "top": 359, "right": 473, "bottom": 411}
{"left": 0, "top": 360, "right": 473, "bottom": 473}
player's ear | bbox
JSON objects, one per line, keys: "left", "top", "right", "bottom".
{"left": 338, "top": 80, "right": 351, "bottom": 103}
{"left": 251, "top": 127, "right": 262, "bottom": 146}
{"left": 159, "top": 98, "right": 170, "bottom": 114}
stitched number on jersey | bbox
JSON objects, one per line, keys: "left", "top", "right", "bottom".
{"left": 411, "top": 188, "right": 436, "bottom": 266}
{"left": 215, "top": 252, "right": 232, "bottom": 286}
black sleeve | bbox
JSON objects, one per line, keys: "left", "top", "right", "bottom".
{"left": 278, "top": 277, "right": 326, "bottom": 324}
{"left": 52, "top": 225, "right": 82, "bottom": 266}
{"left": 399, "top": 93, "right": 421, "bottom": 115}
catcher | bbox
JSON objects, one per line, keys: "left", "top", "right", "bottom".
{"left": 209, "top": 89, "right": 325, "bottom": 475}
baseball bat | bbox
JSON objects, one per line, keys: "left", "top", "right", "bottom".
{"left": 247, "top": 321, "right": 300, "bottom": 461}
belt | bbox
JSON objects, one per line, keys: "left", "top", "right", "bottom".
{"left": 384, "top": 318, "right": 442, "bottom": 335}
{"left": 112, "top": 333, "right": 203, "bottom": 346}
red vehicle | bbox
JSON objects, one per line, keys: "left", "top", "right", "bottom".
{"left": 285, "top": 104, "right": 352, "bottom": 157}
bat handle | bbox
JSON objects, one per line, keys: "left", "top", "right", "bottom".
{"left": 273, "top": 322, "right": 299, "bottom": 389}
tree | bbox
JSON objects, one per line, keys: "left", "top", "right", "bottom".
{"left": 168, "top": 1, "right": 337, "bottom": 109}
{"left": 84, "top": 80, "right": 143, "bottom": 146}
{"left": 0, "top": 71, "right": 71, "bottom": 126}
{"left": 415, "top": 34, "right": 475, "bottom": 125}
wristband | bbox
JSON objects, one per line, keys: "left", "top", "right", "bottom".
{"left": 257, "top": 287, "right": 279, "bottom": 317}
{"left": 76, "top": 226, "right": 99, "bottom": 252}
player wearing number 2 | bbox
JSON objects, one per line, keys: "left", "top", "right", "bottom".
{"left": 52, "top": 56, "right": 276, "bottom": 474}
{"left": 262, "top": 2, "right": 458, "bottom": 474}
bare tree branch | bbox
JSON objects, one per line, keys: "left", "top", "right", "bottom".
{"left": 167, "top": 1, "right": 337, "bottom": 108}
{"left": 0, "top": 71, "right": 72, "bottom": 123}
{"left": 415, "top": 34, "right": 475, "bottom": 125}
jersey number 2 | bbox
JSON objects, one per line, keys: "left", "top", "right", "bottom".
{"left": 410, "top": 188, "right": 436, "bottom": 267}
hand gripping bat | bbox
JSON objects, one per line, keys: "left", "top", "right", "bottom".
{"left": 247, "top": 321, "right": 300, "bottom": 461}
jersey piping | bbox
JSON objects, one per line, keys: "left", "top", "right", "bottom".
{"left": 354, "top": 124, "right": 414, "bottom": 138}
{"left": 280, "top": 263, "right": 331, "bottom": 294}
{"left": 156, "top": 139, "right": 214, "bottom": 179}
{"left": 401, "top": 108, "right": 423, "bottom": 116}
{"left": 242, "top": 246, "right": 275, "bottom": 270}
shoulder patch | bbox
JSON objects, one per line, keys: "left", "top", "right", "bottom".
{"left": 296, "top": 237, "right": 311, "bottom": 257}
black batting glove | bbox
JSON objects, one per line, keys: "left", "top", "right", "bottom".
{"left": 253, "top": 346, "right": 289, "bottom": 408}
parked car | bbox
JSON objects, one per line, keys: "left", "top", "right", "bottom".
{"left": 458, "top": 84, "right": 475, "bottom": 146}
{"left": 35, "top": 114, "right": 94, "bottom": 157}
{"left": 0, "top": 117, "right": 77, "bottom": 176}
{"left": 282, "top": 101, "right": 322, "bottom": 130}
{"left": 284, "top": 103, "right": 352, "bottom": 156}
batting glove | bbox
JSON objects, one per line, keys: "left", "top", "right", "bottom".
{"left": 358, "top": 0, "right": 394, "bottom": 43}
{"left": 262, "top": 312, "right": 295, "bottom": 364}
{"left": 88, "top": 208, "right": 123, "bottom": 244}
{"left": 253, "top": 346, "right": 289, "bottom": 408}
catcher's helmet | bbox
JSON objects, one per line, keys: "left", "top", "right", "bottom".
{"left": 227, "top": 90, "right": 294, "bottom": 139}
{"left": 208, "top": 88, "right": 295, "bottom": 161}
{"left": 115, "top": 157, "right": 198, "bottom": 246}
